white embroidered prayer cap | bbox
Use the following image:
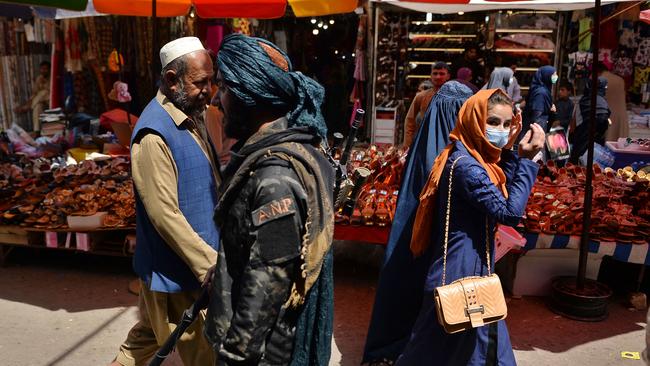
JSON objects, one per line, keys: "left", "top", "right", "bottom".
{"left": 160, "top": 37, "right": 205, "bottom": 68}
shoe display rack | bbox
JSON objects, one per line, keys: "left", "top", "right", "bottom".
{"left": 489, "top": 10, "right": 565, "bottom": 94}
{"left": 406, "top": 13, "right": 485, "bottom": 98}
{"left": 371, "top": 8, "right": 411, "bottom": 145}
{"left": 373, "top": 10, "right": 410, "bottom": 109}
{"left": 370, "top": 9, "right": 486, "bottom": 145}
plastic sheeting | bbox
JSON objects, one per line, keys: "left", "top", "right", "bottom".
{"left": 376, "top": 0, "right": 633, "bottom": 14}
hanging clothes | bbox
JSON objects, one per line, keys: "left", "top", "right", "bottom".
{"left": 613, "top": 52, "right": 634, "bottom": 90}
{"left": 632, "top": 66, "right": 650, "bottom": 94}
{"left": 63, "top": 19, "right": 82, "bottom": 73}
{"left": 635, "top": 38, "right": 650, "bottom": 67}
{"left": 579, "top": 18, "right": 592, "bottom": 52}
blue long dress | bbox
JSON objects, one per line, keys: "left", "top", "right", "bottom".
{"left": 363, "top": 82, "right": 473, "bottom": 363}
{"left": 395, "top": 141, "right": 539, "bottom": 366}
{"left": 521, "top": 65, "right": 555, "bottom": 134}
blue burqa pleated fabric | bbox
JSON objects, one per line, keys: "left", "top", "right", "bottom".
{"left": 217, "top": 33, "right": 327, "bottom": 138}
{"left": 362, "top": 81, "right": 473, "bottom": 364}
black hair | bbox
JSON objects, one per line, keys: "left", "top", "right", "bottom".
{"left": 465, "top": 43, "right": 478, "bottom": 52}
{"left": 559, "top": 82, "right": 573, "bottom": 92}
{"left": 432, "top": 61, "right": 450, "bottom": 71}
{"left": 40, "top": 61, "right": 51, "bottom": 68}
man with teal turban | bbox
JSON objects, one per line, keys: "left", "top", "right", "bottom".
{"left": 204, "top": 34, "right": 334, "bottom": 366}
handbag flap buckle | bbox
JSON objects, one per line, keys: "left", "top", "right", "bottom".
{"left": 461, "top": 279, "right": 485, "bottom": 328}
{"left": 465, "top": 305, "right": 485, "bottom": 316}
{"left": 466, "top": 305, "right": 485, "bottom": 327}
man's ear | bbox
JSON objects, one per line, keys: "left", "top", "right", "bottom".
{"left": 164, "top": 69, "right": 179, "bottom": 92}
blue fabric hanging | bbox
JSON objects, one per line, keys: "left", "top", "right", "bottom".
{"left": 363, "top": 81, "right": 473, "bottom": 363}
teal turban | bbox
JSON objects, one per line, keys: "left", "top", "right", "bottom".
{"left": 217, "top": 33, "right": 327, "bottom": 138}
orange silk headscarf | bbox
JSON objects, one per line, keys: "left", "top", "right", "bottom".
{"left": 410, "top": 89, "right": 509, "bottom": 257}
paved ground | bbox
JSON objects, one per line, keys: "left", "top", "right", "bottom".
{"left": 0, "top": 242, "right": 646, "bottom": 366}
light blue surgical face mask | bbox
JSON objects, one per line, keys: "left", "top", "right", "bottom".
{"left": 486, "top": 127, "right": 510, "bottom": 148}
{"left": 551, "top": 74, "right": 559, "bottom": 84}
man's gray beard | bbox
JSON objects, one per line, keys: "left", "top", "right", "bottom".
{"left": 169, "top": 85, "right": 206, "bottom": 118}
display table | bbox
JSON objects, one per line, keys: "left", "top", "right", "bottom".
{"left": 332, "top": 225, "right": 650, "bottom": 267}
{"left": 0, "top": 225, "right": 135, "bottom": 265}
{"left": 524, "top": 232, "right": 649, "bottom": 266}
{"left": 333, "top": 224, "right": 390, "bottom": 245}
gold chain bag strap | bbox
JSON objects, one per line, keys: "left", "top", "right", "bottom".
{"left": 433, "top": 156, "right": 507, "bottom": 334}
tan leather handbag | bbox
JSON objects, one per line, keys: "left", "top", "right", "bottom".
{"left": 433, "top": 156, "right": 507, "bottom": 334}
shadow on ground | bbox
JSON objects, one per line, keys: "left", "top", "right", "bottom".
{"left": 1, "top": 242, "right": 646, "bottom": 365}
{"left": 0, "top": 246, "right": 136, "bottom": 312}
{"left": 508, "top": 296, "right": 646, "bottom": 353}
{"left": 332, "top": 241, "right": 385, "bottom": 366}
{"left": 330, "top": 241, "right": 648, "bottom": 364}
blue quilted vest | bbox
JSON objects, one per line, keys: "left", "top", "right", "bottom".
{"left": 131, "top": 99, "right": 220, "bottom": 293}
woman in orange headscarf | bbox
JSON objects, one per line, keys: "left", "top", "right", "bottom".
{"left": 393, "top": 89, "right": 545, "bottom": 366}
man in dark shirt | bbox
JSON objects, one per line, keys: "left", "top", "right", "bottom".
{"left": 451, "top": 45, "right": 485, "bottom": 87}
{"left": 204, "top": 34, "right": 335, "bottom": 366}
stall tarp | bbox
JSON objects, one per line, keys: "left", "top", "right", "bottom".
{"left": 194, "top": 0, "right": 286, "bottom": 19}
{"left": 0, "top": 0, "right": 87, "bottom": 11}
{"left": 93, "top": 0, "right": 355, "bottom": 18}
{"left": 93, "top": 0, "right": 191, "bottom": 17}
{"left": 375, "top": 0, "right": 633, "bottom": 14}
{"left": 288, "top": 0, "right": 358, "bottom": 17}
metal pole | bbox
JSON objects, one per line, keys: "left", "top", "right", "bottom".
{"left": 577, "top": 0, "right": 601, "bottom": 290}
{"left": 152, "top": 0, "right": 158, "bottom": 94}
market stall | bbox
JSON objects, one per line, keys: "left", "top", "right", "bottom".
{"left": 0, "top": 0, "right": 366, "bottom": 266}
{"left": 0, "top": 134, "right": 137, "bottom": 264}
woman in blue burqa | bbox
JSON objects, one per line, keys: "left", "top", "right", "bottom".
{"left": 363, "top": 81, "right": 473, "bottom": 365}
{"left": 521, "top": 65, "right": 557, "bottom": 135}
{"left": 395, "top": 89, "right": 544, "bottom": 366}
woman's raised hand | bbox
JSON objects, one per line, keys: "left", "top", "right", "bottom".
{"left": 518, "top": 123, "right": 545, "bottom": 159}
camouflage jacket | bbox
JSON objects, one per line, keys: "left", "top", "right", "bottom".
{"left": 205, "top": 119, "right": 330, "bottom": 366}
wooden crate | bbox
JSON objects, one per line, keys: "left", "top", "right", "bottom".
{"left": 0, "top": 226, "right": 29, "bottom": 245}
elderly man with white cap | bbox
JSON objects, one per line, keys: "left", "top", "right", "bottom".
{"left": 109, "top": 36, "right": 219, "bottom": 366}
